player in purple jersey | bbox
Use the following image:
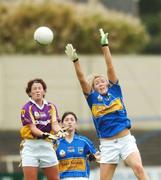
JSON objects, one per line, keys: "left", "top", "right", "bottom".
{"left": 20, "top": 78, "right": 67, "bottom": 180}
{"left": 56, "top": 111, "right": 100, "bottom": 180}
{"left": 65, "top": 29, "right": 149, "bottom": 180}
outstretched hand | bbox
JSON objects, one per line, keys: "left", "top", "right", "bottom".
{"left": 99, "top": 28, "right": 109, "bottom": 46}
{"left": 42, "top": 132, "right": 58, "bottom": 140}
{"left": 56, "top": 126, "right": 69, "bottom": 138}
{"left": 42, "top": 126, "right": 70, "bottom": 140}
{"left": 65, "top": 44, "right": 78, "bottom": 62}
{"left": 87, "top": 151, "right": 101, "bottom": 163}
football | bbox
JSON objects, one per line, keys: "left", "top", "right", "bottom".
{"left": 34, "top": 26, "right": 54, "bottom": 45}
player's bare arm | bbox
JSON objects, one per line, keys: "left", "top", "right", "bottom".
{"left": 99, "top": 28, "right": 118, "bottom": 84}
{"left": 28, "top": 124, "right": 54, "bottom": 139}
{"left": 51, "top": 105, "right": 68, "bottom": 138}
{"left": 65, "top": 44, "right": 91, "bottom": 95}
{"left": 29, "top": 124, "right": 44, "bottom": 137}
{"left": 73, "top": 60, "right": 91, "bottom": 95}
{"left": 50, "top": 105, "right": 61, "bottom": 133}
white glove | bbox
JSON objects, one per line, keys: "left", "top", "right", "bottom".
{"left": 42, "top": 132, "right": 58, "bottom": 140}
{"left": 56, "top": 129, "right": 68, "bottom": 138}
{"left": 99, "top": 28, "right": 109, "bottom": 46}
{"left": 65, "top": 44, "right": 78, "bottom": 62}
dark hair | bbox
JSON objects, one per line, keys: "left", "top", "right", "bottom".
{"left": 61, "top": 111, "right": 77, "bottom": 123}
{"left": 26, "top": 78, "right": 47, "bottom": 97}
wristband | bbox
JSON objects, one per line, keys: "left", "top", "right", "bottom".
{"left": 102, "top": 44, "right": 108, "bottom": 47}
{"left": 73, "top": 59, "right": 78, "bottom": 63}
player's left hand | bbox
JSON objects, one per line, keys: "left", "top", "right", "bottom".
{"left": 99, "top": 28, "right": 109, "bottom": 46}
{"left": 87, "top": 151, "right": 100, "bottom": 162}
{"left": 94, "top": 151, "right": 101, "bottom": 163}
{"left": 42, "top": 132, "right": 51, "bottom": 139}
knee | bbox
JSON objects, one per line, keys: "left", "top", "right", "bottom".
{"left": 133, "top": 163, "right": 145, "bottom": 177}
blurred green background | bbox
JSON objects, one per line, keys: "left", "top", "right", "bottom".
{"left": 0, "top": 0, "right": 160, "bottom": 54}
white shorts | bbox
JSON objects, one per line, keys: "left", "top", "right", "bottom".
{"left": 20, "top": 139, "right": 58, "bottom": 168}
{"left": 61, "top": 178, "right": 89, "bottom": 180}
{"left": 99, "top": 134, "right": 139, "bottom": 164}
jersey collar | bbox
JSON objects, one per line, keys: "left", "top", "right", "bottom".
{"left": 29, "top": 98, "right": 48, "bottom": 110}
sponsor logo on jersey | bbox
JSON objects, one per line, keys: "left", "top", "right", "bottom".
{"left": 34, "top": 111, "right": 40, "bottom": 119}
{"left": 35, "top": 119, "right": 50, "bottom": 126}
{"left": 59, "top": 158, "right": 86, "bottom": 172}
{"left": 92, "top": 98, "right": 123, "bottom": 117}
{"left": 67, "top": 146, "right": 75, "bottom": 152}
{"left": 39, "top": 112, "right": 47, "bottom": 118}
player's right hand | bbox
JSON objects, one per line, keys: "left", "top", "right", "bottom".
{"left": 65, "top": 44, "right": 78, "bottom": 62}
{"left": 42, "top": 132, "right": 51, "bottom": 139}
{"left": 42, "top": 132, "right": 58, "bottom": 141}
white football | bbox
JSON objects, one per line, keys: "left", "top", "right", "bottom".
{"left": 34, "top": 26, "right": 54, "bottom": 45}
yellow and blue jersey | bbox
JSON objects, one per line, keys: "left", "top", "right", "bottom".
{"left": 56, "top": 134, "right": 97, "bottom": 179}
{"left": 86, "top": 82, "right": 131, "bottom": 138}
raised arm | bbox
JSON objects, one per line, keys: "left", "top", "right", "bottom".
{"left": 51, "top": 105, "right": 68, "bottom": 138}
{"left": 99, "top": 28, "right": 118, "bottom": 83}
{"left": 65, "top": 44, "right": 91, "bottom": 95}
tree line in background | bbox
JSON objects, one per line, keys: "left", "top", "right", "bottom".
{"left": 0, "top": 1, "right": 158, "bottom": 54}
{"left": 139, "top": 0, "right": 161, "bottom": 54}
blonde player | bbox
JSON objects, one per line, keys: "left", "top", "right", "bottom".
{"left": 65, "top": 29, "right": 149, "bottom": 180}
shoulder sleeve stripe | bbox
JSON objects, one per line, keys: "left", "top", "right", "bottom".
{"left": 29, "top": 105, "right": 36, "bottom": 124}
{"left": 76, "top": 136, "right": 97, "bottom": 153}
{"left": 49, "top": 104, "right": 57, "bottom": 123}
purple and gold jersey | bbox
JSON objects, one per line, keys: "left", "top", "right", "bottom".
{"left": 20, "top": 99, "right": 59, "bottom": 139}
{"left": 56, "top": 134, "right": 97, "bottom": 178}
{"left": 86, "top": 81, "right": 131, "bottom": 138}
